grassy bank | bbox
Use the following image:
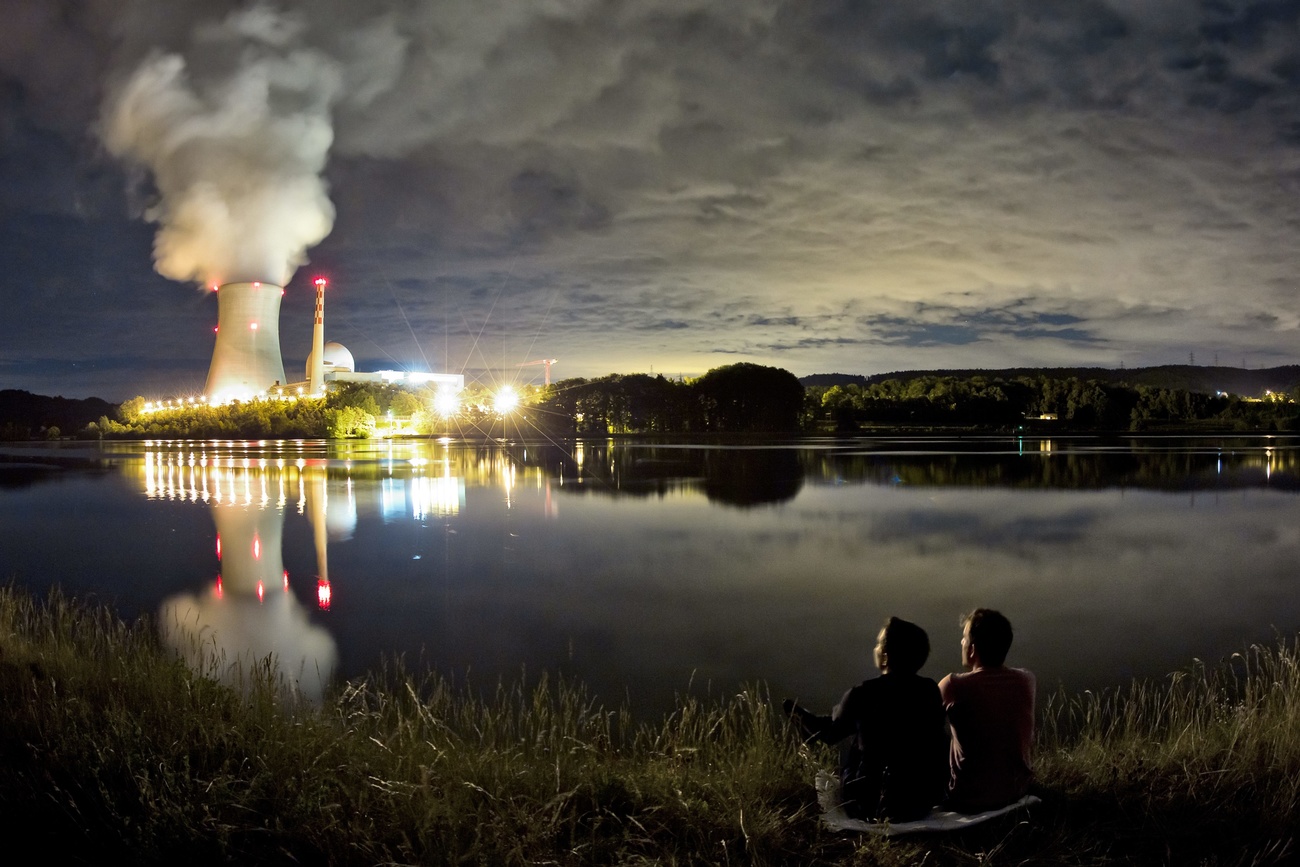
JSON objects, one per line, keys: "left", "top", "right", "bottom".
{"left": 0, "top": 590, "right": 1297, "bottom": 865}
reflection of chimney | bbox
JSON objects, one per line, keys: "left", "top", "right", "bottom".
{"left": 309, "top": 277, "right": 326, "bottom": 395}
{"left": 204, "top": 282, "right": 287, "bottom": 402}
{"left": 306, "top": 471, "right": 328, "bottom": 583}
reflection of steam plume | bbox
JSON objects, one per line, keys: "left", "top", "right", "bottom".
{"left": 160, "top": 494, "right": 337, "bottom": 702}
{"left": 102, "top": 7, "right": 339, "bottom": 287}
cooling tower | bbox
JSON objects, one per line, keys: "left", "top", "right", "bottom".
{"left": 204, "top": 281, "right": 287, "bottom": 403}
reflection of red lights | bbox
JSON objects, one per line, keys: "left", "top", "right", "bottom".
{"left": 256, "top": 581, "right": 265, "bottom": 603}
{"left": 215, "top": 575, "right": 223, "bottom": 599}
{"left": 253, "top": 535, "right": 261, "bottom": 559}
{"left": 317, "top": 578, "right": 331, "bottom": 610}
{"left": 216, "top": 535, "right": 222, "bottom": 560}
{"left": 282, "top": 571, "right": 289, "bottom": 592}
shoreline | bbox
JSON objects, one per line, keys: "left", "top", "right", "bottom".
{"left": 1, "top": 587, "right": 1296, "bottom": 865}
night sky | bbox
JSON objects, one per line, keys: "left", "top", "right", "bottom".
{"left": 2, "top": 0, "right": 1298, "bottom": 401}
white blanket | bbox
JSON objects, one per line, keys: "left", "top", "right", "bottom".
{"left": 816, "top": 770, "right": 1040, "bottom": 836}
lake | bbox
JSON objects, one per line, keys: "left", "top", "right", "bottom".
{"left": 2, "top": 435, "right": 1298, "bottom": 718}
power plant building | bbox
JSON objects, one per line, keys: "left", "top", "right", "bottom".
{"left": 205, "top": 279, "right": 463, "bottom": 402}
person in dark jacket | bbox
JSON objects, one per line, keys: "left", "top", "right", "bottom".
{"left": 784, "top": 617, "right": 948, "bottom": 821}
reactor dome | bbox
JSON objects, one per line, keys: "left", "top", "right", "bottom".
{"left": 305, "top": 342, "right": 355, "bottom": 379}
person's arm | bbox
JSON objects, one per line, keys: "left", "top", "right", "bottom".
{"left": 783, "top": 688, "right": 858, "bottom": 744}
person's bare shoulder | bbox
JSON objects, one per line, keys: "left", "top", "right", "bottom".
{"left": 937, "top": 670, "right": 966, "bottom": 702}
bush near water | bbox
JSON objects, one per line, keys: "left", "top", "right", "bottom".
{"left": 1, "top": 587, "right": 1298, "bottom": 865}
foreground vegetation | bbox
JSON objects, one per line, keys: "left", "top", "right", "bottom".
{"left": 1, "top": 589, "right": 1298, "bottom": 865}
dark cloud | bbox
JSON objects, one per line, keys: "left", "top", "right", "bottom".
{"left": 1, "top": 0, "right": 1299, "bottom": 399}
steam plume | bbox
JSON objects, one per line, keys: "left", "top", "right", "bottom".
{"left": 103, "top": 6, "right": 340, "bottom": 287}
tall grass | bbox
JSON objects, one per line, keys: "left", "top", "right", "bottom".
{"left": 0, "top": 588, "right": 824, "bottom": 864}
{"left": 3, "top": 586, "right": 1299, "bottom": 865}
{"left": 1035, "top": 642, "right": 1300, "bottom": 864}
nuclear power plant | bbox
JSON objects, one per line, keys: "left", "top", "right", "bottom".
{"left": 200, "top": 278, "right": 463, "bottom": 404}
{"left": 204, "top": 282, "right": 289, "bottom": 403}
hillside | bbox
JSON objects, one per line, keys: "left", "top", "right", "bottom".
{"left": 0, "top": 390, "right": 118, "bottom": 439}
{"left": 800, "top": 365, "right": 1300, "bottom": 397}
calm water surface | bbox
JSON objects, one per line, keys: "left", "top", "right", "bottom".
{"left": 2, "top": 435, "right": 1298, "bottom": 717}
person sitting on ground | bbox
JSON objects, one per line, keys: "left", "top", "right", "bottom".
{"left": 938, "top": 608, "right": 1036, "bottom": 813}
{"left": 783, "top": 617, "right": 948, "bottom": 822}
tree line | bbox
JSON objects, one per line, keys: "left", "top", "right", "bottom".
{"left": 10, "top": 365, "right": 1299, "bottom": 441}
{"left": 78, "top": 363, "right": 809, "bottom": 440}
{"left": 808, "top": 374, "right": 1300, "bottom": 431}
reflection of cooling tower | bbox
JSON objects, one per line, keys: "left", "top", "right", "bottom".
{"left": 204, "top": 282, "right": 287, "bottom": 402}
{"left": 159, "top": 497, "right": 338, "bottom": 702}
{"left": 213, "top": 503, "right": 285, "bottom": 595}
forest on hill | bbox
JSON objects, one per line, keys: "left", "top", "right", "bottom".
{"left": 803, "top": 369, "right": 1300, "bottom": 431}
{"left": 801, "top": 364, "right": 1300, "bottom": 398}
{"left": 0, "top": 390, "right": 116, "bottom": 441}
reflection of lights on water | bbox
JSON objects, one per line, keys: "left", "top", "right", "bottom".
{"left": 252, "top": 535, "right": 261, "bottom": 560}
{"left": 215, "top": 575, "right": 223, "bottom": 599}
{"left": 317, "top": 579, "right": 331, "bottom": 610}
{"left": 256, "top": 581, "right": 264, "bottom": 603}
{"left": 282, "top": 570, "right": 289, "bottom": 592}
{"left": 381, "top": 478, "right": 406, "bottom": 520}
{"left": 216, "top": 535, "right": 222, "bottom": 560}
{"left": 502, "top": 460, "right": 516, "bottom": 508}
{"left": 410, "top": 475, "right": 464, "bottom": 519}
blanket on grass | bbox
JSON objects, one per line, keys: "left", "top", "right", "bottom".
{"left": 815, "top": 770, "right": 1040, "bottom": 836}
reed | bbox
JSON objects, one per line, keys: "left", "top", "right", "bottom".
{"left": 0, "top": 588, "right": 823, "bottom": 864}
{"left": 2, "top": 586, "right": 1298, "bottom": 865}
{"left": 1035, "top": 641, "right": 1300, "bottom": 864}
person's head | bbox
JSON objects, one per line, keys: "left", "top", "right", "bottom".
{"left": 873, "top": 617, "right": 930, "bottom": 675}
{"left": 961, "top": 608, "right": 1013, "bottom": 669}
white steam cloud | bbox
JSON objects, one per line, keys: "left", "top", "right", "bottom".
{"left": 103, "top": 6, "right": 340, "bottom": 287}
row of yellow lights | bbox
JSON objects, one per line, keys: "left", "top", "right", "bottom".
{"left": 141, "top": 385, "right": 523, "bottom": 418}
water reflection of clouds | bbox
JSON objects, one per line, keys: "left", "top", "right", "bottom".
{"left": 472, "top": 476, "right": 1300, "bottom": 716}
{"left": 863, "top": 504, "right": 1100, "bottom": 550}
{"left": 53, "top": 438, "right": 1300, "bottom": 717}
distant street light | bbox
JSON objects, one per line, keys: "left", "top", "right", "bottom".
{"left": 495, "top": 387, "right": 519, "bottom": 414}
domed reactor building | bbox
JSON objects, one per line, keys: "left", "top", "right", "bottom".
{"left": 203, "top": 281, "right": 288, "bottom": 403}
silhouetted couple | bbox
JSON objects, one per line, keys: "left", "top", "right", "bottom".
{"left": 784, "top": 609, "right": 1035, "bottom": 822}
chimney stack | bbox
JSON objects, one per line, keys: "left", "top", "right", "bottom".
{"left": 309, "top": 277, "right": 326, "bottom": 395}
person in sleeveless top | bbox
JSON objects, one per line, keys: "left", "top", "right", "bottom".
{"left": 938, "top": 608, "right": 1035, "bottom": 813}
